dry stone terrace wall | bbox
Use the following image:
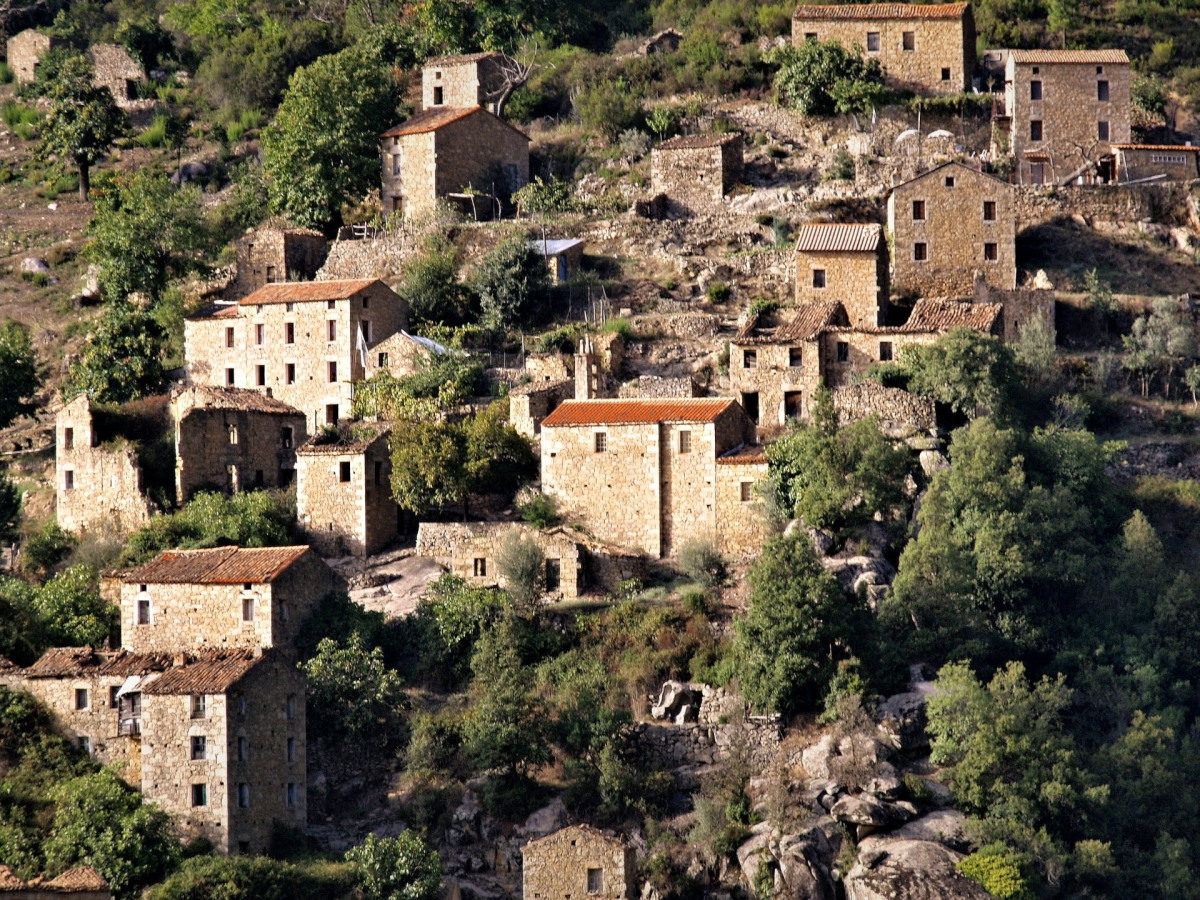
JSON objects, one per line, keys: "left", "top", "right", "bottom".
{"left": 632, "top": 718, "right": 782, "bottom": 769}
{"left": 617, "top": 376, "right": 702, "bottom": 399}
{"left": 832, "top": 381, "right": 937, "bottom": 435}
{"left": 417, "top": 522, "right": 585, "bottom": 599}
{"left": 795, "top": 250, "right": 887, "bottom": 329}
{"left": 522, "top": 828, "right": 636, "bottom": 900}
{"left": 1012, "top": 182, "right": 1181, "bottom": 226}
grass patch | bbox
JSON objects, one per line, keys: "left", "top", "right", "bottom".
{"left": 0, "top": 62, "right": 12, "bottom": 84}
{"left": 226, "top": 108, "right": 264, "bottom": 144}
{"left": 135, "top": 114, "right": 170, "bottom": 148}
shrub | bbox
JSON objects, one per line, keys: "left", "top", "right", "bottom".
{"left": 301, "top": 635, "right": 406, "bottom": 747}
{"left": 706, "top": 281, "right": 731, "bottom": 303}
{"left": 20, "top": 523, "right": 75, "bottom": 577}
{"left": 575, "top": 79, "right": 642, "bottom": 139}
{"left": 135, "top": 114, "right": 169, "bottom": 148}
{"left": 602, "top": 317, "right": 634, "bottom": 340}
{"left": 31, "top": 566, "right": 117, "bottom": 649}
{"left": 512, "top": 177, "right": 577, "bottom": 216}
{"left": 496, "top": 531, "right": 546, "bottom": 605}
{"left": 0, "top": 62, "right": 11, "bottom": 84}
{"left": 146, "top": 855, "right": 357, "bottom": 900}
{"left": 824, "top": 149, "right": 856, "bottom": 182}
{"left": 678, "top": 538, "right": 727, "bottom": 588}
{"left": 618, "top": 128, "right": 652, "bottom": 159}
{"left": 468, "top": 237, "right": 551, "bottom": 331}
{"left": 344, "top": 832, "right": 442, "bottom": 900}
{"left": 958, "top": 849, "right": 1035, "bottom": 900}
{"left": 518, "top": 492, "right": 560, "bottom": 528}
{"left": 771, "top": 41, "right": 890, "bottom": 116}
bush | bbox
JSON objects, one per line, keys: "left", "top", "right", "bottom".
{"left": 397, "top": 236, "right": 467, "bottom": 327}
{"left": 575, "top": 79, "right": 642, "bottom": 139}
{"left": 518, "top": 492, "right": 560, "bottom": 528}
{"left": 468, "top": 237, "right": 551, "bottom": 331}
{"left": 301, "top": 635, "right": 406, "bottom": 747}
{"left": 771, "top": 40, "right": 890, "bottom": 115}
{"left": 0, "top": 62, "right": 11, "bottom": 84}
{"left": 20, "top": 523, "right": 75, "bottom": 577}
{"left": 344, "top": 832, "right": 442, "bottom": 900}
{"left": 678, "top": 538, "right": 727, "bottom": 588}
{"left": 146, "top": 855, "right": 357, "bottom": 900}
{"left": 706, "top": 281, "right": 731, "bottom": 303}
{"left": 496, "top": 530, "right": 546, "bottom": 605}
{"left": 512, "top": 177, "right": 577, "bottom": 216}
{"left": 958, "top": 848, "right": 1035, "bottom": 900}
{"left": 618, "top": 128, "right": 652, "bottom": 159}
{"left": 825, "top": 149, "right": 856, "bottom": 182}
{"left": 31, "top": 566, "right": 116, "bottom": 649}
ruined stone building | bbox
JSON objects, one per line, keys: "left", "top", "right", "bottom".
{"left": 1113, "top": 144, "right": 1200, "bottom": 183}
{"left": 363, "top": 331, "right": 449, "bottom": 379}
{"left": 0, "top": 864, "right": 110, "bottom": 898}
{"left": 509, "top": 333, "right": 626, "bottom": 437}
{"left": 296, "top": 423, "right": 398, "bottom": 557}
{"left": 5, "top": 30, "right": 58, "bottom": 84}
{"left": 380, "top": 107, "right": 530, "bottom": 219}
{"left": 650, "top": 134, "right": 744, "bottom": 217}
{"left": 540, "top": 399, "right": 769, "bottom": 558}
{"left": 422, "top": 52, "right": 510, "bottom": 113}
{"left": 1001, "top": 49, "right": 1131, "bottom": 184}
{"left": 793, "top": 223, "right": 888, "bottom": 329}
{"left": 226, "top": 227, "right": 328, "bottom": 301}
{"left": 887, "top": 162, "right": 1017, "bottom": 296}
{"left": 85, "top": 44, "right": 144, "bottom": 106}
{"left": 171, "top": 385, "right": 308, "bottom": 503}
{"left": 791, "top": 2, "right": 974, "bottom": 94}
{"left": 183, "top": 279, "right": 410, "bottom": 430}
{"left": 522, "top": 825, "right": 637, "bottom": 900}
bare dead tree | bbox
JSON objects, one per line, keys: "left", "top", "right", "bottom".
{"left": 1059, "top": 137, "right": 1103, "bottom": 184}
{"left": 485, "top": 37, "right": 545, "bottom": 119}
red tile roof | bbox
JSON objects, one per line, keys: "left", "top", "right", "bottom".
{"left": 45, "top": 867, "right": 111, "bottom": 892}
{"left": 1009, "top": 49, "right": 1129, "bottom": 64}
{"left": 657, "top": 133, "right": 742, "bottom": 150}
{"left": 898, "top": 299, "right": 1002, "bottom": 333}
{"left": 381, "top": 106, "right": 531, "bottom": 142}
{"left": 238, "top": 279, "right": 381, "bottom": 306}
{"left": 794, "top": 223, "right": 883, "bottom": 254}
{"left": 22, "top": 648, "right": 173, "bottom": 679}
{"left": 1113, "top": 144, "right": 1200, "bottom": 152}
{"left": 717, "top": 444, "right": 767, "bottom": 465}
{"left": 141, "top": 650, "right": 265, "bottom": 695}
{"left": 122, "top": 546, "right": 311, "bottom": 585}
{"left": 541, "top": 398, "right": 739, "bottom": 427}
{"left": 793, "top": 2, "right": 968, "bottom": 19}
{"left": 734, "top": 301, "right": 850, "bottom": 344}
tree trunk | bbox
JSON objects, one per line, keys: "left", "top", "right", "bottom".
{"left": 78, "top": 161, "right": 90, "bottom": 201}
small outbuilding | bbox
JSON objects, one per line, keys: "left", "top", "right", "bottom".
{"left": 5, "top": 30, "right": 58, "bottom": 85}
{"left": 85, "top": 44, "right": 145, "bottom": 106}
{"left": 522, "top": 825, "right": 637, "bottom": 900}
{"left": 529, "top": 238, "right": 584, "bottom": 283}
{"left": 650, "top": 133, "right": 743, "bottom": 216}
{"left": 1113, "top": 144, "right": 1200, "bottom": 183}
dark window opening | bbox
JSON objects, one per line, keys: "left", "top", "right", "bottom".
{"left": 941, "top": 67, "right": 951, "bottom": 81}
{"left": 902, "top": 31, "right": 915, "bottom": 50}
{"left": 784, "top": 391, "right": 803, "bottom": 419}
{"left": 812, "top": 268, "right": 826, "bottom": 288}
{"left": 984, "top": 200, "right": 997, "bottom": 221}
{"left": 286, "top": 363, "right": 296, "bottom": 385}
{"left": 789, "top": 347, "right": 803, "bottom": 367}
{"left": 912, "top": 200, "right": 926, "bottom": 220}
{"left": 1030, "top": 80, "right": 1042, "bottom": 100}
{"left": 944, "top": 176, "right": 955, "bottom": 187}
{"left": 744, "top": 349, "right": 758, "bottom": 368}
{"left": 867, "top": 32, "right": 880, "bottom": 51}
{"left": 914, "top": 242, "right": 928, "bottom": 261}
{"left": 433, "top": 86, "right": 444, "bottom": 105}
{"left": 325, "top": 404, "right": 339, "bottom": 426}
{"left": 282, "top": 427, "right": 293, "bottom": 448}
{"left": 545, "top": 558, "right": 561, "bottom": 592}
{"left": 339, "top": 461, "right": 351, "bottom": 482}
{"left": 984, "top": 242, "right": 998, "bottom": 261}
{"left": 741, "top": 392, "right": 759, "bottom": 423}
{"left": 255, "top": 365, "right": 265, "bottom": 387}
{"left": 63, "top": 427, "right": 73, "bottom": 450}
{"left": 1097, "top": 120, "right": 1109, "bottom": 141}
{"left": 1030, "top": 120, "right": 1043, "bottom": 141}
{"left": 836, "top": 341, "right": 849, "bottom": 363}
{"left": 474, "top": 558, "right": 487, "bottom": 577}
{"left": 740, "top": 481, "right": 753, "bottom": 502}
{"left": 879, "top": 341, "right": 894, "bottom": 361}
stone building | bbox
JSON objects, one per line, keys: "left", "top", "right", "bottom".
{"left": 422, "top": 52, "right": 509, "bottom": 113}
{"left": 509, "top": 333, "right": 626, "bottom": 437}
{"left": 55, "top": 395, "right": 167, "bottom": 536}
{"left": 183, "top": 279, "right": 409, "bottom": 430}
{"left": 1001, "top": 49, "right": 1131, "bottom": 184}
{"left": 380, "top": 107, "right": 530, "bottom": 219}
{"left": 295, "top": 423, "right": 398, "bottom": 557}
{"left": 791, "top": 2, "right": 974, "bottom": 94}
{"left": 170, "top": 385, "right": 308, "bottom": 503}
{"left": 540, "top": 399, "right": 766, "bottom": 558}
{"left": 0, "top": 864, "right": 110, "bottom": 898}
{"left": 650, "top": 134, "right": 744, "bottom": 217}
{"left": 1113, "top": 144, "right": 1200, "bottom": 183}
{"left": 5, "top": 30, "right": 58, "bottom": 85}
{"left": 226, "top": 227, "right": 328, "bottom": 301}
{"left": 530, "top": 237, "right": 585, "bottom": 283}
{"left": 793, "top": 223, "right": 888, "bottom": 329}
{"left": 887, "top": 161, "right": 1017, "bottom": 296}
{"left": 85, "top": 44, "right": 144, "bottom": 106}
{"left": 522, "top": 825, "right": 637, "bottom": 900}
{"left": 363, "top": 331, "right": 449, "bottom": 379}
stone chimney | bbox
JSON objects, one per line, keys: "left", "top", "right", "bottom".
{"left": 574, "top": 335, "right": 598, "bottom": 400}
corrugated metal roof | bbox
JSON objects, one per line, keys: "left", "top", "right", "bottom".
{"left": 238, "top": 279, "right": 379, "bottom": 306}
{"left": 1113, "top": 144, "right": 1200, "bottom": 152}
{"left": 122, "top": 546, "right": 311, "bottom": 585}
{"left": 141, "top": 650, "right": 264, "bottom": 695}
{"left": 541, "top": 398, "right": 738, "bottom": 427}
{"left": 656, "top": 133, "right": 741, "bottom": 150}
{"left": 717, "top": 444, "right": 768, "bottom": 464}
{"left": 793, "top": 2, "right": 968, "bottom": 19}
{"left": 529, "top": 238, "right": 585, "bottom": 255}
{"left": 899, "top": 299, "right": 1002, "bottom": 332}
{"left": 734, "top": 301, "right": 850, "bottom": 344}
{"left": 22, "top": 648, "right": 173, "bottom": 679}
{"left": 1009, "top": 49, "right": 1129, "bottom": 64}
{"left": 794, "top": 223, "right": 883, "bottom": 254}
{"left": 176, "top": 385, "right": 304, "bottom": 416}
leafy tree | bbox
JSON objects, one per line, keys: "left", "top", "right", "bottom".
{"left": 575, "top": 78, "right": 643, "bottom": 139}
{"left": 37, "top": 55, "right": 124, "bottom": 200}
{"left": 1132, "top": 75, "right": 1169, "bottom": 121}
{"left": 301, "top": 635, "right": 406, "bottom": 745}
{"left": 1013, "top": 315, "right": 1057, "bottom": 386}
{"left": 0, "top": 577, "right": 45, "bottom": 664}
{"left": 145, "top": 855, "right": 358, "bottom": 900}
{"left": 405, "top": 574, "right": 510, "bottom": 687}
{"left": 900, "top": 328, "right": 1023, "bottom": 423}
{"left": 771, "top": 40, "right": 889, "bottom": 116}
{"left": 344, "top": 831, "right": 442, "bottom": 900}
{"left": 63, "top": 304, "right": 167, "bottom": 404}
{"left": 263, "top": 44, "right": 402, "bottom": 229}
{"left": 396, "top": 237, "right": 469, "bottom": 327}
{"left": 1083, "top": 268, "right": 1116, "bottom": 341}
{"left": 0, "top": 468, "right": 21, "bottom": 544}
{"left": 353, "top": 353, "right": 484, "bottom": 417}
{"left": 1046, "top": 0, "right": 1081, "bottom": 47}
{"left": 495, "top": 530, "right": 545, "bottom": 606}
{"left": 295, "top": 591, "right": 388, "bottom": 662}
{"left": 1122, "top": 297, "right": 1196, "bottom": 399}
{"left": 467, "top": 237, "right": 551, "bottom": 330}
{"left": 677, "top": 537, "right": 727, "bottom": 588}
{"left": 461, "top": 398, "right": 538, "bottom": 498}
{"left": 734, "top": 532, "right": 852, "bottom": 715}
{"left": 1185, "top": 365, "right": 1200, "bottom": 405}
{"left": 0, "top": 321, "right": 40, "bottom": 429}
{"left": 85, "top": 172, "right": 211, "bottom": 304}
{"left": 30, "top": 566, "right": 116, "bottom": 649}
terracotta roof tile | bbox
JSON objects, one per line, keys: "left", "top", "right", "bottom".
{"left": 734, "top": 301, "right": 849, "bottom": 344}
{"left": 717, "top": 444, "right": 767, "bottom": 464}
{"left": 793, "top": 2, "right": 968, "bottom": 19}
{"left": 1113, "top": 144, "right": 1200, "bottom": 152}
{"left": 45, "top": 867, "right": 110, "bottom": 892}
{"left": 794, "top": 223, "right": 883, "bottom": 254}
{"left": 122, "top": 546, "right": 311, "bottom": 585}
{"left": 1009, "top": 49, "right": 1129, "bottom": 64}
{"left": 898, "top": 299, "right": 1002, "bottom": 333}
{"left": 140, "top": 650, "right": 264, "bottom": 695}
{"left": 381, "top": 106, "right": 530, "bottom": 142}
{"left": 541, "top": 398, "right": 738, "bottom": 427}
{"left": 175, "top": 385, "right": 303, "bottom": 416}
{"left": 238, "top": 279, "right": 380, "bottom": 306}
{"left": 23, "top": 648, "right": 173, "bottom": 679}
{"left": 656, "top": 133, "right": 742, "bottom": 150}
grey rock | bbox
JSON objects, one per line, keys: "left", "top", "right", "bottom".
{"left": 865, "top": 762, "right": 903, "bottom": 800}
{"left": 893, "top": 810, "right": 969, "bottom": 850}
{"left": 20, "top": 257, "right": 49, "bottom": 274}
{"left": 878, "top": 682, "right": 937, "bottom": 753}
{"left": 918, "top": 449, "right": 949, "bottom": 480}
{"left": 735, "top": 830, "right": 773, "bottom": 889}
{"left": 802, "top": 734, "right": 836, "bottom": 781}
{"left": 171, "top": 161, "right": 209, "bottom": 185}
{"left": 845, "top": 836, "right": 992, "bottom": 900}
{"left": 651, "top": 680, "right": 699, "bottom": 721}
{"left": 520, "top": 797, "right": 567, "bottom": 838}
{"left": 830, "top": 794, "right": 891, "bottom": 827}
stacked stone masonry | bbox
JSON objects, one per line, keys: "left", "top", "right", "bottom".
{"left": 227, "top": 228, "right": 328, "bottom": 301}
{"left": 617, "top": 376, "right": 704, "bottom": 399}
{"left": 1114, "top": 145, "right": 1200, "bottom": 183}
{"left": 650, "top": 134, "right": 744, "bottom": 217}
{"left": 362, "top": 331, "right": 445, "bottom": 379}
{"left": 793, "top": 224, "right": 889, "bottom": 329}
{"left": 6, "top": 30, "right": 57, "bottom": 84}
{"left": 522, "top": 826, "right": 637, "bottom": 900}
{"left": 831, "top": 381, "right": 937, "bottom": 436}
{"left": 85, "top": 44, "right": 144, "bottom": 106}
{"left": 422, "top": 53, "right": 509, "bottom": 113}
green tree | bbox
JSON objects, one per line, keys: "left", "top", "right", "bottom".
{"left": 0, "top": 468, "right": 21, "bottom": 544}
{"left": 0, "top": 321, "right": 40, "bottom": 430}
{"left": 30, "top": 566, "right": 116, "bottom": 648}
{"left": 1122, "top": 297, "right": 1196, "bottom": 399}
{"left": 301, "top": 635, "right": 406, "bottom": 745}
{"left": 901, "top": 328, "right": 1022, "bottom": 422}
{"left": 263, "top": 44, "right": 401, "bottom": 230}
{"left": 345, "top": 831, "right": 442, "bottom": 900}
{"left": 771, "top": 40, "right": 889, "bottom": 116}
{"left": 734, "top": 532, "right": 852, "bottom": 714}
{"left": 397, "top": 236, "right": 468, "bottom": 327}
{"left": 1083, "top": 268, "right": 1116, "bottom": 341}
{"left": 63, "top": 304, "right": 167, "bottom": 404}
{"left": 37, "top": 55, "right": 124, "bottom": 201}
{"left": 406, "top": 574, "right": 510, "bottom": 687}
{"left": 0, "top": 577, "right": 44, "bottom": 665}
{"left": 145, "top": 855, "right": 358, "bottom": 900}
{"left": 1014, "top": 315, "right": 1057, "bottom": 386}
{"left": 468, "top": 237, "right": 551, "bottom": 331}
{"left": 495, "top": 530, "right": 545, "bottom": 606}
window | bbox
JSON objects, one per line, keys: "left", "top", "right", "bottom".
{"left": 110, "top": 686, "right": 120, "bottom": 706}
{"left": 238, "top": 783, "right": 250, "bottom": 808}
{"left": 191, "top": 736, "right": 207, "bottom": 760}
{"left": 944, "top": 176, "right": 955, "bottom": 187}
{"left": 242, "top": 593, "right": 255, "bottom": 621}
{"left": 286, "top": 364, "right": 296, "bottom": 385}
{"left": 984, "top": 242, "right": 998, "bottom": 261}
{"left": 789, "top": 347, "right": 803, "bottom": 367}
{"left": 378, "top": 352, "right": 389, "bottom": 367}
{"left": 902, "top": 31, "right": 914, "bottom": 50}
{"left": 191, "top": 784, "right": 207, "bottom": 807}
{"left": 238, "top": 736, "right": 248, "bottom": 761}
{"left": 362, "top": 297, "right": 369, "bottom": 309}
{"left": 75, "top": 688, "right": 89, "bottom": 710}
{"left": 587, "top": 869, "right": 604, "bottom": 893}
{"left": 594, "top": 432, "right": 607, "bottom": 453}
{"left": 1151, "top": 153, "right": 1189, "bottom": 165}
{"left": 285, "top": 322, "right": 295, "bottom": 344}
{"left": 784, "top": 390, "right": 803, "bottom": 418}
{"left": 679, "top": 430, "right": 691, "bottom": 454}
{"left": 914, "top": 242, "right": 928, "bottom": 261}
{"left": 287, "top": 737, "right": 295, "bottom": 763}
{"left": 1030, "top": 80, "right": 1042, "bottom": 100}
{"left": 265, "top": 265, "right": 277, "bottom": 283}
{"left": 225, "top": 327, "right": 235, "bottom": 348}
{"left": 743, "top": 349, "right": 758, "bottom": 368}
{"left": 879, "top": 341, "right": 893, "bottom": 361}
{"left": 1032, "top": 66, "right": 1039, "bottom": 74}
{"left": 474, "top": 558, "right": 487, "bottom": 577}
{"left": 191, "top": 694, "right": 207, "bottom": 719}
{"left": 229, "top": 425, "right": 238, "bottom": 445}
{"left": 255, "top": 324, "right": 264, "bottom": 345}
{"left": 63, "top": 427, "right": 73, "bottom": 449}
{"left": 741, "top": 392, "right": 759, "bottom": 423}
{"left": 812, "top": 268, "right": 826, "bottom": 288}
{"left": 226, "top": 368, "right": 236, "bottom": 387}
{"left": 64, "top": 470, "right": 74, "bottom": 491}
{"left": 545, "top": 558, "right": 561, "bottom": 592}
{"left": 433, "top": 85, "right": 444, "bottom": 105}
{"left": 237, "top": 694, "right": 247, "bottom": 715}
{"left": 866, "top": 31, "right": 880, "bottom": 51}
{"left": 286, "top": 695, "right": 296, "bottom": 720}
{"left": 912, "top": 200, "right": 926, "bottom": 220}
{"left": 137, "top": 596, "right": 151, "bottom": 625}
{"left": 374, "top": 461, "right": 383, "bottom": 484}
{"left": 983, "top": 200, "right": 997, "bottom": 221}
{"left": 328, "top": 361, "right": 338, "bottom": 383}
{"left": 804, "top": 31, "right": 817, "bottom": 40}
{"left": 339, "top": 461, "right": 351, "bottom": 483}
{"left": 836, "top": 341, "right": 849, "bottom": 363}
{"left": 285, "top": 302, "right": 294, "bottom": 312}
{"left": 255, "top": 365, "right": 266, "bottom": 387}
{"left": 1097, "top": 120, "right": 1109, "bottom": 141}
{"left": 1096, "top": 65, "right": 1104, "bottom": 74}
{"left": 740, "top": 482, "right": 753, "bottom": 502}
{"left": 327, "top": 320, "right": 336, "bottom": 341}
{"left": 77, "top": 735, "right": 90, "bottom": 754}
{"left": 325, "top": 404, "right": 339, "bottom": 426}
{"left": 392, "top": 153, "right": 401, "bottom": 176}
{"left": 1097, "top": 80, "right": 1109, "bottom": 100}
{"left": 282, "top": 427, "right": 293, "bottom": 449}
{"left": 941, "top": 67, "right": 951, "bottom": 81}
{"left": 238, "top": 841, "right": 250, "bottom": 854}
{"left": 287, "top": 783, "right": 298, "bottom": 807}
{"left": 1030, "top": 162, "right": 1046, "bottom": 185}
{"left": 360, "top": 321, "right": 371, "bottom": 342}
{"left": 1030, "top": 120, "right": 1043, "bottom": 141}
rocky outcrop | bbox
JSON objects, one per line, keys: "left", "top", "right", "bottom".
{"left": 844, "top": 836, "right": 992, "bottom": 900}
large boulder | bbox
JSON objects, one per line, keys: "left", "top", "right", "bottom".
{"left": 878, "top": 676, "right": 938, "bottom": 753}
{"left": 801, "top": 734, "right": 836, "bottom": 781}
{"left": 651, "top": 680, "right": 700, "bottom": 722}
{"left": 519, "top": 797, "right": 567, "bottom": 839}
{"left": 892, "top": 810, "right": 969, "bottom": 850}
{"left": 844, "top": 836, "right": 992, "bottom": 900}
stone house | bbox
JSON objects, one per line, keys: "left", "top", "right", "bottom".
{"left": 184, "top": 279, "right": 410, "bottom": 431}
{"left": 226, "top": 227, "right": 328, "bottom": 301}
{"left": 887, "top": 161, "right": 1017, "bottom": 296}
{"left": 55, "top": 395, "right": 166, "bottom": 536}
{"left": 6, "top": 30, "right": 58, "bottom": 85}
{"left": 0, "top": 864, "right": 110, "bottom": 898}
{"left": 1001, "top": 49, "right": 1131, "bottom": 184}
{"left": 380, "top": 107, "right": 530, "bottom": 219}
{"left": 793, "top": 224, "right": 888, "bottom": 329}
{"left": 522, "top": 825, "right": 637, "bottom": 900}
{"left": 85, "top": 44, "right": 144, "bottom": 106}
{"left": 650, "top": 134, "right": 743, "bottom": 216}
{"left": 510, "top": 333, "right": 626, "bottom": 437}
{"left": 295, "top": 423, "right": 398, "bottom": 557}
{"left": 540, "top": 398, "right": 766, "bottom": 558}
{"left": 363, "top": 331, "right": 449, "bottom": 379}
{"left": 422, "top": 53, "right": 509, "bottom": 113}
{"left": 791, "top": 2, "right": 975, "bottom": 94}
{"left": 170, "top": 385, "right": 308, "bottom": 502}
{"left": 530, "top": 238, "right": 585, "bottom": 283}
{"left": 1113, "top": 144, "right": 1200, "bottom": 183}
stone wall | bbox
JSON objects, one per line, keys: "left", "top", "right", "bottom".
{"left": 821, "top": 329, "right": 941, "bottom": 388}
{"left": 228, "top": 229, "right": 328, "bottom": 301}
{"left": 650, "top": 136, "right": 743, "bottom": 217}
{"left": 795, "top": 249, "right": 887, "bottom": 329}
{"left": 510, "top": 380, "right": 571, "bottom": 437}
{"left": 1012, "top": 182, "right": 1182, "bottom": 227}
{"left": 296, "top": 430, "right": 398, "bottom": 557}
{"left": 6, "top": 30, "right": 55, "bottom": 84}
{"left": 730, "top": 339, "right": 821, "bottom": 429}
{"left": 832, "top": 381, "right": 937, "bottom": 436}
{"left": 363, "top": 331, "right": 436, "bottom": 379}
{"left": 416, "top": 522, "right": 585, "bottom": 599}
{"left": 525, "top": 353, "right": 573, "bottom": 383}
{"left": 317, "top": 229, "right": 420, "bottom": 281}
{"left": 632, "top": 718, "right": 782, "bottom": 769}
{"left": 1116, "top": 148, "right": 1200, "bottom": 183}
{"left": 617, "top": 376, "right": 702, "bottom": 399}
{"left": 629, "top": 312, "right": 719, "bottom": 339}
{"left": 973, "top": 281, "right": 1056, "bottom": 343}
{"left": 714, "top": 457, "right": 771, "bottom": 557}
{"left": 522, "top": 827, "right": 636, "bottom": 900}
{"left": 86, "top": 44, "right": 143, "bottom": 106}
{"left": 422, "top": 55, "right": 507, "bottom": 111}
{"left": 435, "top": 111, "right": 530, "bottom": 201}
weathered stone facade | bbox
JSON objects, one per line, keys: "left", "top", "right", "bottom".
{"left": 831, "top": 381, "right": 937, "bottom": 437}
{"left": 793, "top": 224, "right": 888, "bottom": 329}
{"left": 714, "top": 447, "right": 772, "bottom": 558}
{"left": 791, "top": 2, "right": 974, "bottom": 94}
{"left": 650, "top": 134, "right": 743, "bottom": 217}
{"left": 972, "top": 280, "right": 1056, "bottom": 343}
{"left": 184, "top": 280, "right": 409, "bottom": 431}
{"left": 540, "top": 399, "right": 761, "bottom": 558}
{"left": 617, "top": 376, "right": 703, "bottom": 399}
{"left": 171, "top": 385, "right": 307, "bottom": 503}
{"left": 510, "top": 380, "right": 573, "bottom": 437}
{"left": 888, "top": 161, "right": 1017, "bottom": 295}
{"left": 1113, "top": 144, "right": 1200, "bottom": 183}
{"left": 1002, "top": 49, "right": 1131, "bottom": 185}
{"left": 380, "top": 107, "right": 530, "bottom": 219}
{"left": 85, "top": 44, "right": 144, "bottom": 106}
{"left": 296, "top": 424, "right": 398, "bottom": 557}
{"left": 227, "top": 228, "right": 328, "bottom": 301}
{"left": 422, "top": 53, "right": 509, "bottom": 113}
{"left": 5, "top": 30, "right": 57, "bottom": 85}
{"left": 362, "top": 331, "right": 448, "bottom": 379}
{"left": 522, "top": 826, "right": 636, "bottom": 900}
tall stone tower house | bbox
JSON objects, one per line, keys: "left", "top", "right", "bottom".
{"left": 792, "top": 223, "right": 889, "bottom": 329}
